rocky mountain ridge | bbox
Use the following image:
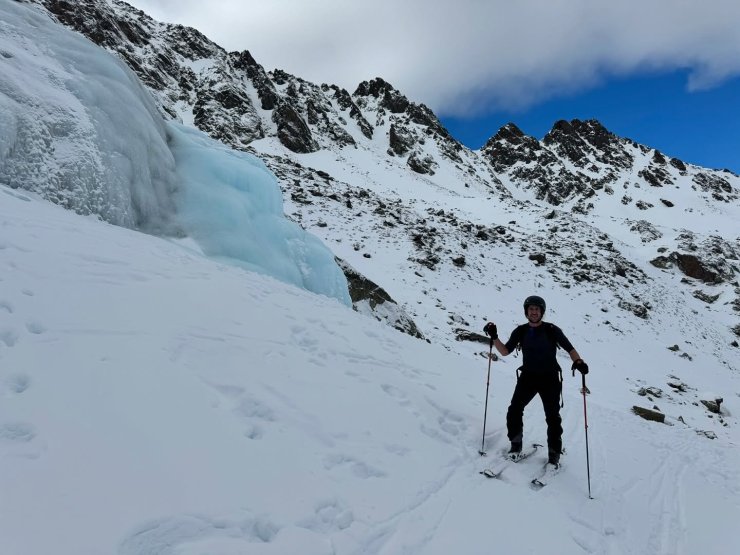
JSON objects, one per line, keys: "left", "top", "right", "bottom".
{"left": 19, "top": 0, "right": 740, "bottom": 357}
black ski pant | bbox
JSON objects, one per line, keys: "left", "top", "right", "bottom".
{"left": 506, "top": 369, "right": 562, "bottom": 457}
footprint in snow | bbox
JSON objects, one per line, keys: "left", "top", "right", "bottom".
{"left": 289, "top": 324, "right": 316, "bottom": 345}
{"left": 25, "top": 321, "right": 46, "bottom": 334}
{"left": 0, "top": 328, "right": 20, "bottom": 348}
{"left": 0, "top": 421, "right": 42, "bottom": 459}
{"left": 3, "top": 373, "right": 31, "bottom": 394}
{"left": 0, "top": 422, "right": 36, "bottom": 442}
{"left": 380, "top": 383, "right": 411, "bottom": 406}
{"left": 297, "top": 498, "right": 354, "bottom": 533}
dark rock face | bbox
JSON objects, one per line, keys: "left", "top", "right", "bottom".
{"left": 650, "top": 234, "right": 739, "bottom": 284}
{"left": 483, "top": 119, "right": 629, "bottom": 205}
{"left": 388, "top": 124, "right": 415, "bottom": 156}
{"left": 544, "top": 119, "right": 633, "bottom": 170}
{"left": 337, "top": 258, "right": 424, "bottom": 339}
{"left": 632, "top": 406, "right": 665, "bottom": 423}
{"left": 273, "top": 104, "right": 319, "bottom": 153}
{"left": 482, "top": 123, "right": 549, "bottom": 172}
{"left": 670, "top": 157, "right": 687, "bottom": 172}
{"left": 354, "top": 77, "right": 409, "bottom": 113}
{"left": 481, "top": 123, "right": 598, "bottom": 205}
{"left": 481, "top": 115, "right": 740, "bottom": 211}
{"left": 674, "top": 253, "right": 721, "bottom": 283}
{"left": 232, "top": 51, "right": 279, "bottom": 110}
{"left": 354, "top": 77, "right": 462, "bottom": 164}
{"left": 329, "top": 85, "right": 373, "bottom": 139}
{"left": 639, "top": 165, "right": 674, "bottom": 187}
{"left": 693, "top": 172, "right": 737, "bottom": 202}
{"left": 407, "top": 153, "right": 437, "bottom": 175}
{"left": 193, "top": 75, "right": 264, "bottom": 147}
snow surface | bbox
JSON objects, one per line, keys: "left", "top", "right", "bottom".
{"left": 1, "top": 186, "right": 739, "bottom": 554}
{"left": 1, "top": 1, "right": 739, "bottom": 553}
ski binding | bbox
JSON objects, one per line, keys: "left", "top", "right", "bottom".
{"left": 480, "top": 443, "right": 542, "bottom": 479}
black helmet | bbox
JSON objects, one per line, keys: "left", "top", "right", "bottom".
{"left": 523, "top": 295, "right": 546, "bottom": 315}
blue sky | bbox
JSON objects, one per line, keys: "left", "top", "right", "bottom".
{"left": 441, "top": 70, "right": 740, "bottom": 173}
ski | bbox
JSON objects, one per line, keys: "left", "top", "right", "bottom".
{"left": 530, "top": 462, "right": 562, "bottom": 490}
{"left": 480, "top": 443, "right": 541, "bottom": 479}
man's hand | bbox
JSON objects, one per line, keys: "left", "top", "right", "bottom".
{"left": 483, "top": 322, "right": 497, "bottom": 339}
{"left": 572, "top": 359, "right": 589, "bottom": 374}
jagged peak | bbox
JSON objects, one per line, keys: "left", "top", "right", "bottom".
{"left": 234, "top": 49, "right": 260, "bottom": 67}
{"left": 544, "top": 118, "right": 618, "bottom": 151}
{"left": 487, "top": 122, "right": 525, "bottom": 143}
{"left": 481, "top": 123, "right": 541, "bottom": 153}
{"left": 546, "top": 118, "right": 609, "bottom": 136}
{"left": 354, "top": 78, "right": 410, "bottom": 114}
{"left": 499, "top": 122, "right": 525, "bottom": 136}
{"left": 353, "top": 77, "right": 401, "bottom": 98}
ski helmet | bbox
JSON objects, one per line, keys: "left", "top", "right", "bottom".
{"left": 523, "top": 295, "right": 546, "bottom": 315}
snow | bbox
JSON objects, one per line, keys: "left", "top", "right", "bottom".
{"left": 2, "top": 178, "right": 739, "bottom": 555}
{"left": 1, "top": 1, "right": 739, "bottom": 553}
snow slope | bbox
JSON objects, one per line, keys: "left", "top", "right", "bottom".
{"left": 1, "top": 185, "right": 738, "bottom": 555}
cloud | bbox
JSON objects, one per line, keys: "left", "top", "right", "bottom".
{"left": 126, "top": 0, "right": 740, "bottom": 116}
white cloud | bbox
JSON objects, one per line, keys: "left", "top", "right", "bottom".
{"left": 125, "top": 0, "right": 740, "bottom": 116}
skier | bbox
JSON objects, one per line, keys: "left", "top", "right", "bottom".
{"left": 483, "top": 295, "right": 588, "bottom": 468}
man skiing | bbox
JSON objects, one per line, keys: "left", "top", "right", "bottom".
{"left": 484, "top": 295, "right": 588, "bottom": 468}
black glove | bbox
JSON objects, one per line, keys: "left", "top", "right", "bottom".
{"left": 483, "top": 322, "right": 497, "bottom": 339}
{"left": 572, "top": 359, "right": 589, "bottom": 374}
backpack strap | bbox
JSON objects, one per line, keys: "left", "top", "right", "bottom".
{"left": 545, "top": 322, "right": 561, "bottom": 350}
{"left": 511, "top": 323, "right": 528, "bottom": 356}
{"left": 547, "top": 323, "right": 566, "bottom": 406}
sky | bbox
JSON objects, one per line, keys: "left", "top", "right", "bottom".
{"left": 124, "top": 0, "right": 740, "bottom": 173}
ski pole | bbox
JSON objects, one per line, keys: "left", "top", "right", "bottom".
{"left": 479, "top": 336, "right": 494, "bottom": 456}
{"left": 578, "top": 370, "right": 593, "bottom": 499}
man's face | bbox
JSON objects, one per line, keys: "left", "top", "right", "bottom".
{"left": 527, "top": 305, "right": 542, "bottom": 323}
